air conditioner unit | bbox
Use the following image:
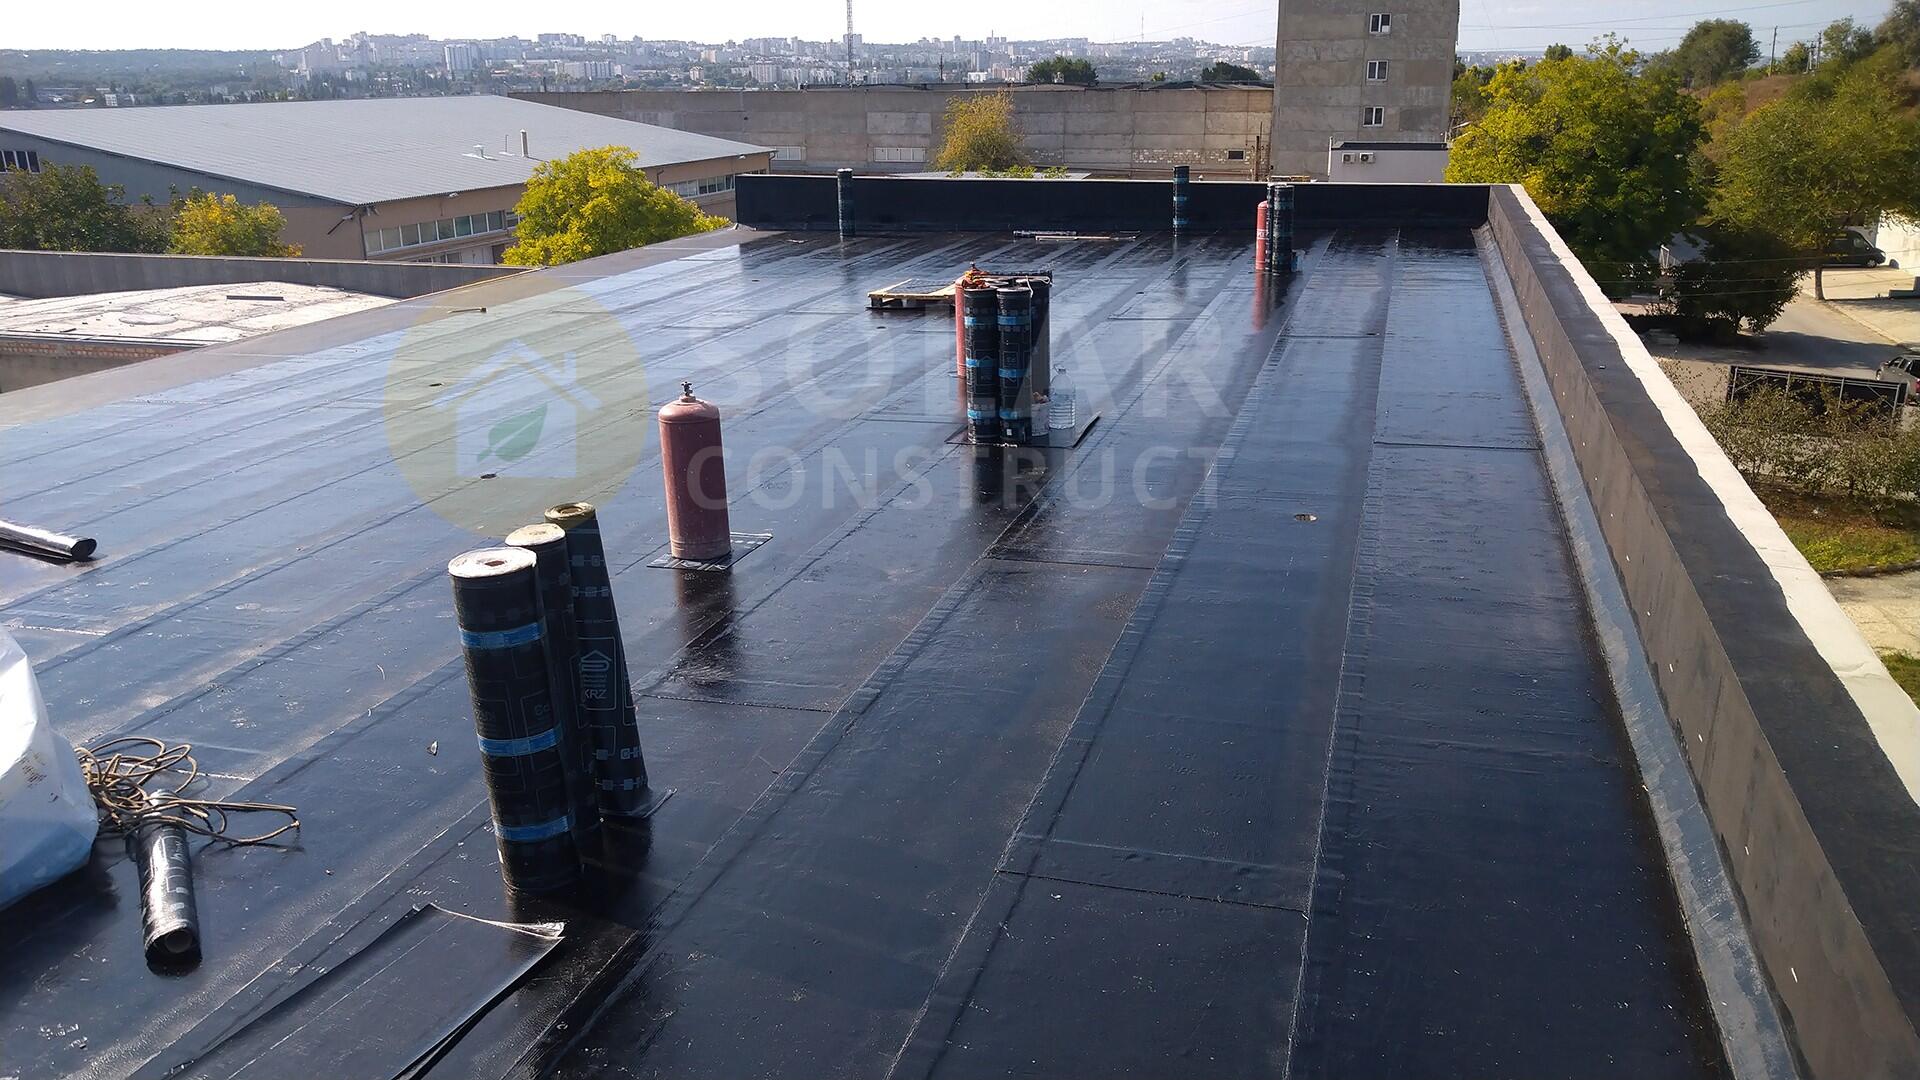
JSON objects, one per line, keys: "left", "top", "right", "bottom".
{"left": 1359, "top": 152, "right": 1375, "bottom": 163}
{"left": 1341, "top": 153, "right": 1356, "bottom": 163}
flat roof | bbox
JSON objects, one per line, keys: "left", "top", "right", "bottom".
{"left": 0, "top": 96, "right": 772, "bottom": 206}
{"left": 0, "top": 226, "right": 1725, "bottom": 1078}
{"left": 0, "top": 281, "right": 391, "bottom": 345}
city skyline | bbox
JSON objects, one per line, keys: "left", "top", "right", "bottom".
{"left": 5, "top": 0, "right": 1897, "bottom": 54}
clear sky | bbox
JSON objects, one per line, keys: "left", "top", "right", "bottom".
{"left": 4, "top": 0, "right": 1895, "bottom": 54}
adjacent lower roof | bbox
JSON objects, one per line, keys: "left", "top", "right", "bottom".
{"left": 0, "top": 281, "right": 391, "bottom": 345}
{"left": 0, "top": 96, "right": 772, "bottom": 206}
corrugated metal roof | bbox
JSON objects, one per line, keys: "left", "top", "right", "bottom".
{"left": 0, "top": 96, "right": 771, "bottom": 206}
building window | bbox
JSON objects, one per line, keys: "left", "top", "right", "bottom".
{"left": 364, "top": 209, "right": 516, "bottom": 255}
{"left": 1362, "top": 106, "right": 1386, "bottom": 127}
{"left": 1369, "top": 12, "right": 1392, "bottom": 34}
{"left": 1367, "top": 60, "right": 1389, "bottom": 82}
{"left": 0, "top": 149, "right": 42, "bottom": 173}
{"left": 872, "top": 146, "right": 928, "bottom": 164}
{"left": 666, "top": 174, "right": 738, "bottom": 199}
{"left": 772, "top": 146, "right": 806, "bottom": 161}
{"left": 1226, "top": 148, "right": 1247, "bottom": 161}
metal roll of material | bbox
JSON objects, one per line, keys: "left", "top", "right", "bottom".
{"left": 962, "top": 285, "right": 1002, "bottom": 444}
{"left": 542, "top": 503, "right": 654, "bottom": 819}
{"left": 996, "top": 285, "right": 1034, "bottom": 444}
{"left": 505, "top": 522, "right": 600, "bottom": 851}
{"left": 0, "top": 518, "right": 97, "bottom": 561}
{"left": 449, "top": 547, "right": 581, "bottom": 892}
{"left": 131, "top": 821, "right": 200, "bottom": 969}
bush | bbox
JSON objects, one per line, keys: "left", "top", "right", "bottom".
{"left": 1701, "top": 385, "right": 1920, "bottom": 499}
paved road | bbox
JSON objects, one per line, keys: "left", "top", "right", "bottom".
{"left": 1760, "top": 293, "right": 1903, "bottom": 376}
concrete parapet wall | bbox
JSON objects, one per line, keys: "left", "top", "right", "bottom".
{"left": 0, "top": 249, "right": 526, "bottom": 301}
{"left": 735, "top": 173, "right": 1486, "bottom": 233}
{"left": 1490, "top": 183, "right": 1920, "bottom": 1080}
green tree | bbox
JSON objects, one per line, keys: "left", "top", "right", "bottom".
{"left": 1200, "top": 61, "right": 1262, "bottom": 84}
{"left": 0, "top": 163, "right": 168, "bottom": 252}
{"left": 168, "top": 191, "right": 300, "bottom": 256}
{"left": 1656, "top": 19, "right": 1760, "bottom": 87}
{"left": 1027, "top": 57, "right": 1096, "bottom": 85}
{"left": 0, "top": 78, "right": 16, "bottom": 107}
{"left": 933, "top": 90, "right": 1026, "bottom": 173}
{"left": 1654, "top": 227, "right": 1800, "bottom": 338}
{"left": 1451, "top": 64, "right": 1497, "bottom": 126}
{"left": 1699, "top": 81, "right": 1749, "bottom": 160}
{"left": 502, "top": 146, "right": 723, "bottom": 267}
{"left": 1877, "top": 0, "right": 1920, "bottom": 67}
{"left": 1713, "top": 65, "right": 1920, "bottom": 298}
{"left": 1819, "top": 18, "right": 1876, "bottom": 68}
{"left": 1544, "top": 43, "right": 1575, "bottom": 62}
{"left": 1776, "top": 41, "right": 1811, "bottom": 74}
{"left": 1446, "top": 40, "right": 1706, "bottom": 285}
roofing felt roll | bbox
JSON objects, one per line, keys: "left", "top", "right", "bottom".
{"left": 449, "top": 547, "right": 581, "bottom": 893}
{"left": 131, "top": 821, "right": 200, "bottom": 969}
{"left": 1028, "top": 276, "right": 1052, "bottom": 402}
{"left": 543, "top": 503, "right": 653, "bottom": 818}
{"left": 997, "top": 285, "right": 1034, "bottom": 444}
{"left": 505, "top": 523, "right": 600, "bottom": 853}
{"left": 962, "top": 286, "right": 1002, "bottom": 444}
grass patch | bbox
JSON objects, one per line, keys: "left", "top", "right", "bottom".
{"left": 1882, "top": 652, "right": 1920, "bottom": 708}
{"left": 1756, "top": 486, "right": 1920, "bottom": 573}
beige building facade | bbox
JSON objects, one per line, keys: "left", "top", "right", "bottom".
{"left": 1272, "top": 1, "right": 1459, "bottom": 178}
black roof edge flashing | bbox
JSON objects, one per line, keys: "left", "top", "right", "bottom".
{"left": 1488, "top": 183, "right": 1920, "bottom": 1080}
{"left": 734, "top": 173, "right": 1490, "bottom": 233}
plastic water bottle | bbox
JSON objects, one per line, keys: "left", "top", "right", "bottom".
{"left": 1050, "top": 367, "right": 1076, "bottom": 430}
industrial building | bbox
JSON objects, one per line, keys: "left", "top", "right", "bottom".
{"left": 2, "top": 174, "right": 1915, "bottom": 1080}
{"left": 518, "top": 83, "right": 1276, "bottom": 179}
{"left": 0, "top": 96, "right": 774, "bottom": 263}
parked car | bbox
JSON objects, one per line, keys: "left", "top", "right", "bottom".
{"left": 1883, "top": 352, "right": 1920, "bottom": 401}
{"left": 1825, "top": 231, "right": 1887, "bottom": 267}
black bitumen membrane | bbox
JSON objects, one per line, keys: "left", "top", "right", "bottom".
{"left": 0, "top": 228, "right": 1726, "bottom": 1079}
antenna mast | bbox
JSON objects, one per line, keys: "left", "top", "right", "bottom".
{"left": 845, "top": 0, "right": 855, "bottom": 68}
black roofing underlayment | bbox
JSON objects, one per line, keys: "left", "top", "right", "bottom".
{"left": 0, "top": 228, "right": 1724, "bottom": 1079}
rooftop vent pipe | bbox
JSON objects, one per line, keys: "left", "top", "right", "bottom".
{"left": 521, "top": 129, "right": 530, "bottom": 159}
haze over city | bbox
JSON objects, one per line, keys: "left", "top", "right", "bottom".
{"left": 5, "top": 0, "right": 1897, "bottom": 52}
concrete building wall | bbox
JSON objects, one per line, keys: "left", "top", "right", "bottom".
{"left": 0, "top": 337, "right": 182, "bottom": 394}
{"left": 1272, "top": 0, "right": 1459, "bottom": 178}
{"left": 1871, "top": 215, "right": 1920, "bottom": 270}
{"left": 516, "top": 86, "right": 1275, "bottom": 178}
{"left": 1327, "top": 143, "right": 1449, "bottom": 182}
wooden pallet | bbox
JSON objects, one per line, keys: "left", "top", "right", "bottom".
{"left": 867, "top": 278, "right": 958, "bottom": 310}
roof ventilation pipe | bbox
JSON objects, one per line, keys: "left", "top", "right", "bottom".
{"left": 521, "top": 129, "right": 530, "bottom": 159}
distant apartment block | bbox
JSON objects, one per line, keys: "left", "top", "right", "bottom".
{"left": 0, "top": 97, "right": 771, "bottom": 263}
{"left": 1272, "top": 0, "right": 1459, "bottom": 178}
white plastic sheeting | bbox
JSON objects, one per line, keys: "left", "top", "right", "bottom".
{"left": 0, "top": 628, "right": 97, "bottom": 909}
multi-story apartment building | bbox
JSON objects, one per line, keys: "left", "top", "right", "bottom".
{"left": 1271, "top": 1, "right": 1458, "bottom": 178}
